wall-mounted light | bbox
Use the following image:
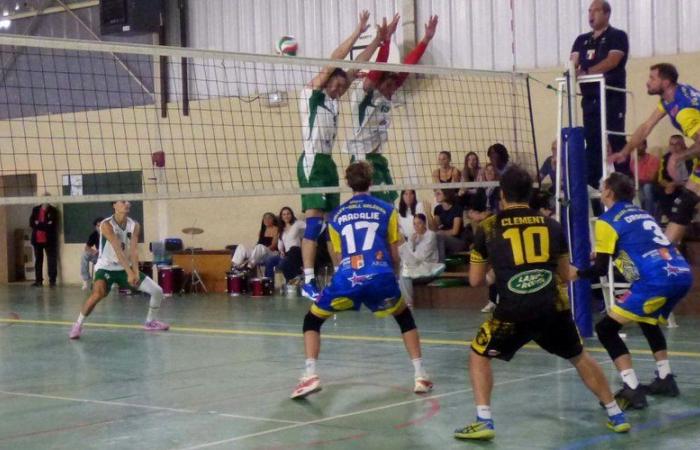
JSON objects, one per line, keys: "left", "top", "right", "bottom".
{"left": 0, "top": 19, "right": 11, "bottom": 29}
{"left": 265, "top": 90, "right": 288, "bottom": 107}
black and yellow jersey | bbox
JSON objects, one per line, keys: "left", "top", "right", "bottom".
{"left": 471, "top": 205, "right": 569, "bottom": 321}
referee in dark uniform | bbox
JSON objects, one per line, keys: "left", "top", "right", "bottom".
{"left": 571, "top": 0, "right": 629, "bottom": 189}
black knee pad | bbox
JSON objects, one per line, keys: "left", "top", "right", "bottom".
{"left": 670, "top": 188, "right": 700, "bottom": 226}
{"left": 303, "top": 312, "right": 325, "bottom": 333}
{"left": 394, "top": 307, "right": 417, "bottom": 334}
{"left": 638, "top": 322, "right": 667, "bottom": 354}
{"left": 595, "top": 316, "right": 628, "bottom": 361}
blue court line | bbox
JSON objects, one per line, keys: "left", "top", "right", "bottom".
{"left": 557, "top": 408, "right": 700, "bottom": 450}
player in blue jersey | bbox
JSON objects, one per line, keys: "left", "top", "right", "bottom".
{"left": 610, "top": 63, "right": 700, "bottom": 245}
{"left": 572, "top": 173, "right": 693, "bottom": 409}
{"left": 290, "top": 161, "right": 433, "bottom": 399}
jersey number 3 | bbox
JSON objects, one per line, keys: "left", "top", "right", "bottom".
{"left": 503, "top": 226, "right": 550, "bottom": 265}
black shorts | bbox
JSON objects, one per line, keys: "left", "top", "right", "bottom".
{"left": 471, "top": 310, "right": 583, "bottom": 361}
{"left": 670, "top": 187, "right": 700, "bottom": 226}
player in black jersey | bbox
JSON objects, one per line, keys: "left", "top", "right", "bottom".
{"left": 453, "top": 166, "right": 630, "bottom": 441}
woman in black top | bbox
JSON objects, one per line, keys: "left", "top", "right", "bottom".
{"left": 433, "top": 189, "right": 467, "bottom": 260}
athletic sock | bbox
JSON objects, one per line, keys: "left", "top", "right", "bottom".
{"left": 76, "top": 313, "right": 85, "bottom": 325}
{"left": 304, "top": 268, "right": 315, "bottom": 284}
{"left": 146, "top": 307, "right": 158, "bottom": 323}
{"left": 476, "top": 405, "right": 492, "bottom": 420}
{"left": 604, "top": 401, "right": 623, "bottom": 417}
{"left": 304, "top": 358, "right": 317, "bottom": 377}
{"left": 656, "top": 359, "right": 671, "bottom": 379}
{"left": 620, "top": 368, "right": 640, "bottom": 389}
{"left": 411, "top": 357, "right": 427, "bottom": 378}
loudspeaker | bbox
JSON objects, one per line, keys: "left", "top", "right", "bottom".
{"left": 100, "top": 0, "right": 162, "bottom": 35}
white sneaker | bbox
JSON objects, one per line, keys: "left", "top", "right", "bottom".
{"left": 81, "top": 280, "right": 89, "bottom": 291}
{"left": 291, "top": 374, "right": 321, "bottom": 399}
{"left": 414, "top": 376, "right": 434, "bottom": 394}
{"left": 481, "top": 301, "right": 496, "bottom": 313}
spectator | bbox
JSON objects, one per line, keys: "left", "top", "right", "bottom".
{"left": 468, "top": 163, "right": 501, "bottom": 224}
{"left": 487, "top": 143, "right": 510, "bottom": 176}
{"left": 432, "top": 150, "right": 461, "bottom": 183}
{"left": 398, "top": 213, "right": 445, "bottom": 308}
{"left": 458, "top": 151, "right": 484, "bottom": 208}
{"left": 29, "top": 194, "right": 59, "bottom": 287}
{"left": 570, "top": 0, "right": 629, "bottom": 187}
{"left": 398, "top": 190, "right": 427, "bottom": 240}
{"left": 433, "top": 188, "right": 466, "bottom": 260}
{"left": 629, "top": 140, "right": 660, "bottom": 215}
{"left": 657, "top": 135, "right": 692, "bottom": 221}
{"left": 539, "top": 140, "right": 558, "bottom": 185}
{"left": 274, "top": 207, "right": 306, "bottom": 284}
{"left": 232, "top": 212, "right": 280, "bottom": 279}
{"left": 81, "top": 217, "right": 103, "bottom": 290}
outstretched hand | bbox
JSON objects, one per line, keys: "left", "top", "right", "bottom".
{"left": 357, "top": 10, "right": 371, "bottom": 35}
{"left": 376, "top": 16, "right": 389, "bottom": 42}
{"left": 424, "top": 15, "right": 439, "bottom": 41}
{"left": 387, "top": 13, "right": 400, "bottom": 37}
{"left": 607, "top": 150, "right": 628, "bottom": 164}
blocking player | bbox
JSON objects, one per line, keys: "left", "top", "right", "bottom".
{"left": 610, "top": 63, "right": 700, "bottom": 244}
{"left": 344, "top": 15, "right": 439, "bottom": 204}
{"left": 290, "top": 161, "right": 433, "bottom": 399}
{"left": 69, "top": 200, "right": 169, "bottom": 339}
{"left": 299, "top": 11, "right": 389, "bottom": 301}
{"left": 454, "top": 166, "right": 629, "bottom": 441}
{"left": 572, "top": 173, "right": 692, "bottom": 409}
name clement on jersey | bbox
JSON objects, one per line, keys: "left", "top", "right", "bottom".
{"left": 500, "top": 216, "right": 545, "bottom": 226}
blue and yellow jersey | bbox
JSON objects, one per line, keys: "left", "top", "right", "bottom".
{"left": 327, "top": 193, "right": 399, "bottom": 276}
{"left": 658, "top": 84, "right": 700, "bottom": 182}
{"left": 595, "top": 201, "right": 689, "bottom": 283}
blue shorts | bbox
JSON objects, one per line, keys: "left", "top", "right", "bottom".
{"left": 311, "top": 271, "right": 404, "bottom": 318}
{"left": 612, "top": 274, "right": 692, "bottom": 325}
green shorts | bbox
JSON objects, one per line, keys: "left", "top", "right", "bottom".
{"left": 352, "top": 153, "right": 398, "bottom": 204}
{"left": 94, "top": 269, "right": 146, "bottom": 291}
{"left": 297, "top": 153, "right": 340, "bottom": 212}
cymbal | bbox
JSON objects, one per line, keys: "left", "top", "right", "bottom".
{"left": 182, "top": 227, "right": 204, "bottom": 235}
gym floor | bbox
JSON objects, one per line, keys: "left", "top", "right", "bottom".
{"left": 0, "top": 284, "right": 699, "bottom": 449}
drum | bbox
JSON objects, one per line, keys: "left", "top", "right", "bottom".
{"left": 158, "top": 265, "right": 183, "bottom": 297}
{"left": 250, "top": 278, "right": 262, "bottom": 297}
{"left": 226, "top": 272, "right": 247, "bottom": 296}
{"left": 139, "top": 261, "right": 154, "bottom": 279}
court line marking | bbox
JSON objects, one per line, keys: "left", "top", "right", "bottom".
{"left": 0, "top": 390, "right": 302, "bottom": 425}
{"left": 3, "top": 317, "right": 700, "bottom": 358}
{"left": 178, "top": 366, "right": 581, "bottom": 449}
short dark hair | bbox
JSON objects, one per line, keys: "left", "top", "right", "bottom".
{"left": 500, "top": 165, "right": 532, "bottom": 203}
{"left": 414, "top": 213, "right": 427, "bottom": 224}
{"left": 346, "top": 161, "right": 373, "bottom": 192}
{"left": 487, "top": 143, "right": 510, "bottom": 166}
{"left": 439, "top": 150, "right": 452, "bottom": 161}
{"left": 329, "top": 67, "right": 348, "bottom": 81}
{"left": 604, "top": 172, "right": 635, "bottom": 202}
{"left": 93, "top": 217, "right": 104, "bottom": 226}
{"left": 650, "top": 63, "right": 678, "bottom": 84}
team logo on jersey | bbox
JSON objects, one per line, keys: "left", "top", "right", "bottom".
{"left": 658, "top": 248, "right": 672, "bottom": 261}
{"left": 586, "top": 49, "right": 595, "bottom": 60}
{"left": 375, "top": 250, "right": 384, "bottom": 261}
{"left": 663, "top": 263, "right": 690, "bottom": 277}
{"left": 347, "top": 271, "right": 374, "bottom": 287}
{"left": 350, "top": 255, "right": 365, "bottom": 270}
{"left": 507, "top": 269, "right": 552, "bottom": 295}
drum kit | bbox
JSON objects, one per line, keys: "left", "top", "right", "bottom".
{"left": 226, "top": 271, "right": 273, "bottom": 297}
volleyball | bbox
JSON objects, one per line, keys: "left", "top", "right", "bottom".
{"left": 275, "top": 35, "right": 298, "bottom": 56}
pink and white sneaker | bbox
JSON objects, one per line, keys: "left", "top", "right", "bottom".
{"left": 144, "top": 320, "right": 170, "bottom": 331}
{"left": 69, "top": 322, "right": 82, "bottom": 339}
{"left": 290, "top": 374, "right": 321, "bottom": 399}
{"left": 414, "top": 376, "right": 434, "bottom": 394}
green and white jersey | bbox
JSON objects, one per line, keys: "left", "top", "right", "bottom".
{"left": 300, "top": 87, "right": 339, "bottom": 157}
{"left": 344, "top": 83, "right": 392, "bottom": 158}
{"left": 94, "top": 215, "right": 137, "bottom": 271}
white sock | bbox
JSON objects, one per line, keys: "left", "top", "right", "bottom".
{"left": 76, "top": 313, "right": 85, "bottom": 325}
{"left": 476, "top": 405, "right": 492, "bottom": 420}
{"left": 333, "top": 266, "right": 339, "bottom": 273}
{"left": 412, "top": 358, "right": 427, "bottom": 378}
{"left": 304, "top": 358, "right": 317, "bottom": 377}
{"left": 656, "top": 359, "right": 671, "bottom": 379}
{"left": 304, "top": 268, "right": 315, "bottom": 284}
{"left": 604, "top": 401, "right": 622, "bottom": 417}
{"left": 620, "top": 368, "right": 639, "bottom": 389}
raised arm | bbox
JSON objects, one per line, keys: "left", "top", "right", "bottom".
{"left": 610, "top": 107, "right": 666, "bottom": 163}
{"left": 346, "top": 17, "right": 389, "bottom": 82}
{"left": 366, "top": 13, "right": 400, "bottom": 85}
{"left": 308, "top": 10, "right": 371, "bottom": 90}
{"left": 394, "top": 15, "right": 438, "bottom": 87}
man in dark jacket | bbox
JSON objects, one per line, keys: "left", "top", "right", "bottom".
{"left": 30, "top": 195, "right": 59, "bottom": 286}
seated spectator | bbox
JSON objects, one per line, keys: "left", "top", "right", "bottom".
{"left": 539, "top": 140, "right": 557, "bottom": 185}
{"left": 487, "top": 143, "right": 511, "bottom": 176}
{"left": 398, "top": 190, "right": 427, "bottom": 240}
{"left": 458, "top": 151, "right": 484, "bottom": 208}
{"left": 433, "top": 188, "right": 467, "bottom": 260}
{"left": 630, "top": 139, "right": 660, "bottom": 216}
{"left": 398, "top": 213, "right": 445, "bottom": 308}
{"left": 432, "top": 150, "right": 461, "bottom": 184}
{"left": 273, "top": 207, "right": 306, "bottom": 284}
{"left": 232, "top": 212, "right": 280, "bottom": 278}
{"left": 80, "top": 217, "right": 103, "bottom": 290}
{"left": 657, "top": 135, "right": 692, "bottom": 221}
{"left": 468, "top": 163, "right": 501, "bottom": 224}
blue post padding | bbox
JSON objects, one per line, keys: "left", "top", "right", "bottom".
{"left": 562, "top": 127, "right": 593, "bottom": 337}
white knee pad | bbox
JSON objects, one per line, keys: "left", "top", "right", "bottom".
{"left": 139, "top": 276, "right": 163, "bottom": 309}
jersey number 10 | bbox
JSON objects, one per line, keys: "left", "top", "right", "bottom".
{"left": 503, "top": 226, "right": 550, "bottom": 265}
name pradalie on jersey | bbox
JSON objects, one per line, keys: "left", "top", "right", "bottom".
{"left": 507, "top": 269, "right": 553, "bottom": 295}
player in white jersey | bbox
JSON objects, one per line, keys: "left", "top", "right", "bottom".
{"left": 299, "top": 11, "right": 389, "bottom": 301}
{"left": 69, "top": 200, "right": 169, "bottom": 339}
{"left": 344, "top": 15, "right": 438, "bottom": 204}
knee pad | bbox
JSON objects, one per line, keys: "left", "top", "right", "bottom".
{"left": 638, "top": 322, "right": 667, "bottom": 354}
{"left": 303, "top": 311, "right": 325, "bottom": 333}
{"left": 595, "top": 316, "right": 628, "bottom": 360}
{"left": 303, "top": 217, "right": 324, "bottom": 241}
{"left": 394, "top": 307, "right": 417, "bottom": 334}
